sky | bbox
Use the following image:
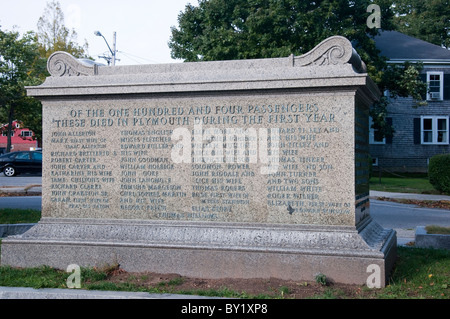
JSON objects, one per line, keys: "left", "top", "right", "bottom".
{"left": 0, "top": 0, "right": 197, "bottom": 65}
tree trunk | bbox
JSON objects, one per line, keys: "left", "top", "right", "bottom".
{"left": 6, "top": 105, "right": 14, "bottom": 153}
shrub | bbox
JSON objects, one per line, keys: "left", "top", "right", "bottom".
{"left": 428, "top": 154, "right": 450, "bottom": 195}
{"left": 314, "top": 273, "right": 328, "bottom": 286}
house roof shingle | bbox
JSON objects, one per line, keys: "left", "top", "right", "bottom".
{"left": 374, "top": 31, "right": 450, "bottom": 61}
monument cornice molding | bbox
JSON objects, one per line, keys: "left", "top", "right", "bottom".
{"left": 13, "top": 217, "right": 394, "bottom": 259}
{"left": 29, "top": 36, "right": 377, "bottom": 99}
{"left": 45, "top": 35, "right": 366, "bottom": 78}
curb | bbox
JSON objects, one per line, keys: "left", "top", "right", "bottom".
{"left": 0, "top": 185, "right": 42, "bottom": 195}
{"left": 0, "top": 286, "right": 216, "bottom": 299}
{"left": 369, "top": 191, "right": 450, "bottom": 201}
{"left": 415, "top": 226, "right": 450, "bottom": 250}
{"left": 395, "top": 228, "right": 415, "bottom": 246}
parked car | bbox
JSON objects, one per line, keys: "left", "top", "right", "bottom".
{"left": 0, "top": 151, "right": 42, "bottom": 177}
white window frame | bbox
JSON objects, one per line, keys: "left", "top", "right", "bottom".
{"left": 427, "top": 71, "right": 444, "bottom": 101}
{"left": 369, "top": 117, "right": 386, "bottom": 144}
{"left": 421, "top": 116, "right": 449, "bottom": 145}
{"left": 21, "top": 131, "right": 33, "bottom": 137}
{"left": 2, "top": 131, "right": 14, "bottom": 137}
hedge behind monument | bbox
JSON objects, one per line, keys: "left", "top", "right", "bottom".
{"left": 429, "top": 154, "right": 450, "bottom": 195}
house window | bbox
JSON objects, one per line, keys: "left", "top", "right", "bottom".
{"left": 372, "top": 157, "right": 379, "bottom": 166}
{"left": 369, "top": 117, "right": 386, "bottom": 144}
{"left": 21, "top": 131, "right": 33, "bottom": 137}
{"left": 427, "top": 72, "right": 444, "bottom": 101}
{"left": 2, "top": 131, "right": 14, "bottom": 137}
{"left": 421, "top": 116, "right": 449, "bottom": 144}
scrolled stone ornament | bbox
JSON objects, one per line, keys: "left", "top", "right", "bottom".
{"left": 47, "top": 53, "right": 69, "bottom": 76}
{"left": 293, "top": 36, "right": 367, "bottom": 73}
{"left": 47, "top": 51, "right": 98, "bottom": 77}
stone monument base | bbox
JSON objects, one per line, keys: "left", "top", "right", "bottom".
{"left": 1, "top": 217, "right": 396, "bottom": 286}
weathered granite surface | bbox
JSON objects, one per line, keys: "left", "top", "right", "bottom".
{"left": 1, "top": 36, "right": 396, "bottom": 286}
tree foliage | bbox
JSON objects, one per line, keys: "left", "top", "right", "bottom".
{"left": 36, "top": 0, "right": 89, "bottom": 59}
{"left": 0, "top": 28, "right": 46, "bottom": 150}
{"left": 392, "top": 0, "right": 450, "bottom": 49}
{"left": 170, "top": 0, "right": 393, "bottom": 66}
{"left": 0, "top": 1, "right": 91, "bottom": 150}
{"left": 169, "top": 0, "right": 431, "bottom": 139}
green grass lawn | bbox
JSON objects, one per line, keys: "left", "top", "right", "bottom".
{"left": 426, "top": 225, "right": 450, "bottom": 235}
{"left": 370, "top": 176, "right": 441, "bottom": 194}
{"left": 0, "top": 209, "right": 41, "bottom": 224}
{"left": 375, "top": 247, "right": 449, "bottom": 299}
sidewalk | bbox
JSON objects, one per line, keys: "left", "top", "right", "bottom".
{"left": 0, "top": 286, "right": 218, "bottom": 299}
{"left": 0, "top": 184, "right": 42, "bottom": 195}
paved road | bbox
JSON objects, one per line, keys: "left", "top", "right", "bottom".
{"left": 0, "top": 175, "right": 42, "bottom": 210}
{"left": 0, "top": 174, "right": 41, "bottom": 186}
{"left": 370, "top": 199, "right": 450, "bottom": 229}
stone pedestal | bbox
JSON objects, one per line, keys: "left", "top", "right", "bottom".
{"left": 4, "top": 217, "right": 396, "bottom": 285}
{"left": 1, "top": 36, "right": 396, "bottom": 286}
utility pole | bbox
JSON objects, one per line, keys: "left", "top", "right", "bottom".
{"left": 94, "top": 31, "right": 117, "bottom": 66}
{"left": 112, "top": 32, "right": 117, "bottom": 66}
